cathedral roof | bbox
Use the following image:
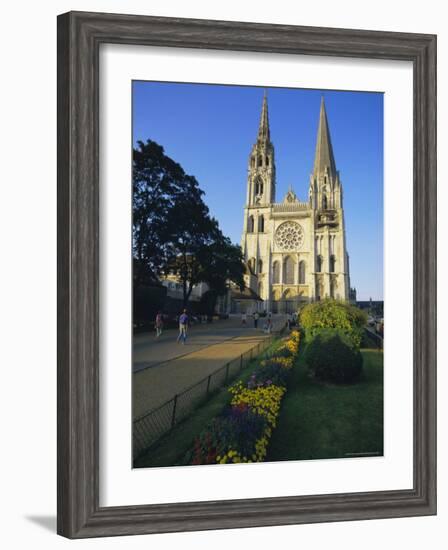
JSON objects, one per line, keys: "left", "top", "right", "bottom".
{"left": 313, "top": 96, "right": 337, "bottom": 178}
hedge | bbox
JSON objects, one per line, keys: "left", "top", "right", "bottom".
{"left": 304, "top": 328, "right": 363, "bottom": 384}
{"left": 300, "top": 298, "right": 367, "bottom": 349}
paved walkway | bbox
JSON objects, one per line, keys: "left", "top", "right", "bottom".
{"left": 133, "top": 315, "right": 285, "bottom": 419}
{"left": 133, "top": 315, "right": 283, "bottom": 372}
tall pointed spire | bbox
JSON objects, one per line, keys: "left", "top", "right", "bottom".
{"left": 313, "top": 96, "right": 336, "bottom": 177}
{"left": 247, "top": 89, "right": 276, "bottom": 206}
{"left": 257, "top": 90, "right": 270, "bottom": 143}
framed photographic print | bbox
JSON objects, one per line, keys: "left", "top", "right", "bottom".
{"left": 57, "top": 11, "right": 437, "bottom": 538}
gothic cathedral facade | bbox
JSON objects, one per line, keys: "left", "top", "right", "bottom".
{"left": 240, "top": 93, "right": 355, "bottom": 313}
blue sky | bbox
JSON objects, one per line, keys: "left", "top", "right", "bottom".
{"left": 133, "top": 82, "right": 383, "bottom": 301}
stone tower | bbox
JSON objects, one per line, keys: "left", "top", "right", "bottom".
{"left": 240, "top": 92, "right": 276, "bottom": 299}
{"left": 237, "top": 93, "right": 353, "bottom": 314}
{"left": 246, "top": 91, "right": 276, "bottom": 207}
{"left": 309, "top": 97, "right": 350, "bottom": 300}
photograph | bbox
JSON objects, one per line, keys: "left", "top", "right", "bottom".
{"left": 50, "top": 5, "right": 436, "bottom": 540}
{"left": 132, "top": 82, "right": 384, "bottom": 468}
{"left": 0, "top": 0, "right": 440, "bottom": 544}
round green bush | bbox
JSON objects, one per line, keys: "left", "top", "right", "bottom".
{"left": 305, "top": 328, "right": 363, "bottom": 384}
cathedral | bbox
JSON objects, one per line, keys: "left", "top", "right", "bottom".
{"left": 238, "top": 92, "right": 356, "bottom": 314}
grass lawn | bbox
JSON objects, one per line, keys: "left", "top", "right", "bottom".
{"left": 267, "top": 348, "right": 383, "bottom": 462}
{"left": 134, "top": 337, "right": 284, "bottom": 469}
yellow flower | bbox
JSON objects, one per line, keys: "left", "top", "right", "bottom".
{"left": 217, "top": 333, "right": 302, "bottom": 467}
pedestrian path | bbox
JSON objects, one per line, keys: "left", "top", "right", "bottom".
{"left": 133, "top": 329, "right": 278, "bottom": 419}
{"left": 133, "top": 317, "right": 245, "bottom": 372}
{"left": 133, "top": 314, "right": 285, "bottom": 372}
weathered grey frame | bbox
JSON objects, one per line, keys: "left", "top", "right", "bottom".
{"left": 57, "top": 11, "right": 437, "bottom": 538}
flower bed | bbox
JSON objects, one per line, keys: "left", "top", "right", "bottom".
{"left": 190, "top": 330, "right": 301, "bottom": 465}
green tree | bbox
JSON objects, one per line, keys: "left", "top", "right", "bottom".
{"left": 133, "top": 138, "right": 245, "bottom": 307}
{"left": 164, "top": 174, "right": 219, "bottom": 305}
{"left": 195, "top": 236, "right": 245, "bottom": 314}
{"left": 167, "top": 229, "right": 245, "bottom": 307}
{"left": 299, "top": 298, "right": 367, "bottom": 348}
{"left": 133, "top": 139, "right": 197, "bottom": 287}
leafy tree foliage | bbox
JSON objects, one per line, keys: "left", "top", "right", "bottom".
{"left": 195, "top": 236, "right": 246, "bottom": 315}
{"left": 133, "top": 139, "right": 187, "bottom": 286}
{"left": 299, "top": 298, "right": 367, "bottom": 348}
{"left": 166, "top": 207, "right": 245, "bottom": 306}
{"left": 133, "top": 139, "right": 245, "bottom": 304}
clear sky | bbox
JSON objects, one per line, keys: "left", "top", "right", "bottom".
{"left": 133, "top": 81, "right": 383, "bottom": 301}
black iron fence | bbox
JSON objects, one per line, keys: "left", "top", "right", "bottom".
{"left": 133, "top": 333, "right": 280, "bottom": 460}
{"left": 364, "top": 327, "right": 383, "bottom": 349}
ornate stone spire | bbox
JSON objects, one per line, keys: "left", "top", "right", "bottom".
{"left": 246, "top": 90, "right": 276, "bottom": 206}
{"left": 257, "top": 90, "right": 270, "bottom": 143}
{"left": 284, "top": 186, "right": 298, "bottom": 203}
{"left": 313, "top": 96, "right": 336, "bottom": 177}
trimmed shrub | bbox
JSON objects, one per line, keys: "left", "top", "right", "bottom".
{"left": 305, "top": 328, "right": 363, "bottom": 384}
{"left": 300, "top": 299, "right": 367, "bottom": 349}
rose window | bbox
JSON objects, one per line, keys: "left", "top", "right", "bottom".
{"left": 275, "top": 221, "right": 304, "bottom": 251}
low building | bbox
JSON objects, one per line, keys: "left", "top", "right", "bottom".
{"left": 160, "top": 275, "right": 209, "bottom": 302}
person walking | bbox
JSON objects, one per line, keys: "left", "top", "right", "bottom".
{"left": 292, "top": 311, "right": 298, "bottom": 327}
{"left": 241, "top": 312, "right": 247, "bottom": 326}
{"left": 155, "top": 311, "right": 164, "bottom": 338}
{"left": 177, "top": 309, "right": 189, "bottom": 344}
{"left": 266, "top": 312, "right": 273, "bottom": 334}
{"left": 253, "top": 311, "right": 259, "bottom": 329}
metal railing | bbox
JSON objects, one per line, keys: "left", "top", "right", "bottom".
{"left": 133, "top": 331, "right": 283, "bottom": 460}
{"left": 364, "top": 327, "right": 383, "bottom": 349}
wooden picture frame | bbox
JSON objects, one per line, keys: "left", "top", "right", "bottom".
{"left": 57, "top": 11, "right": 437, "bottom": 538}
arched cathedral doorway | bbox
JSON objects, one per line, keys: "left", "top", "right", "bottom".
{"left": 282, "top": 289, "right": 297, "bottom": 314}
